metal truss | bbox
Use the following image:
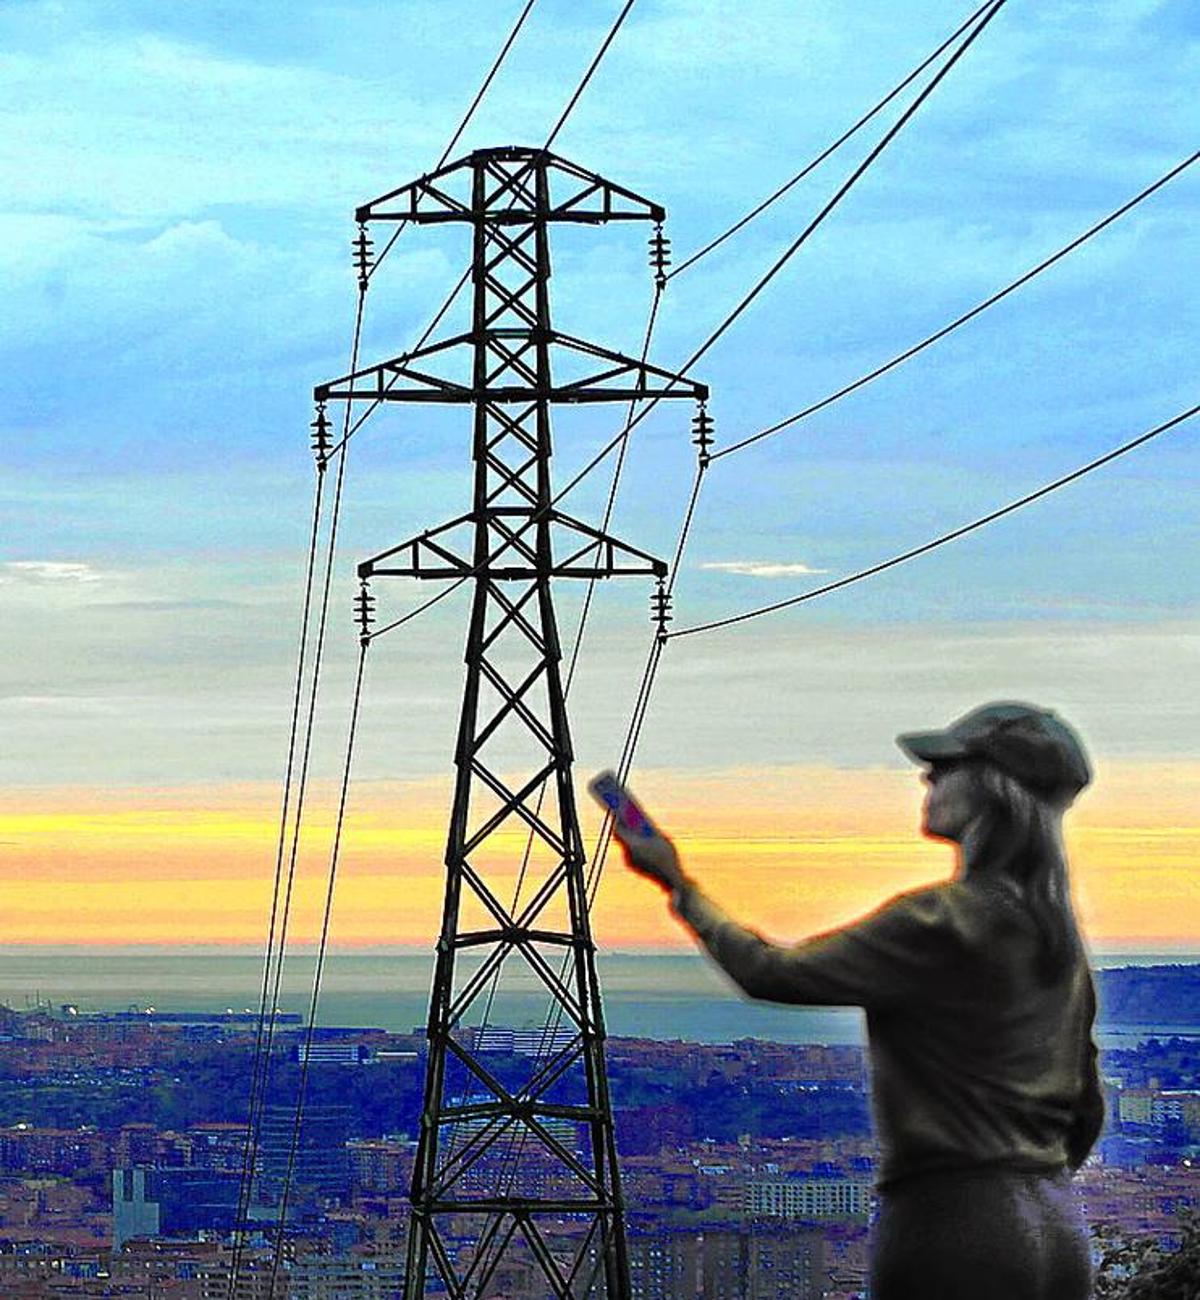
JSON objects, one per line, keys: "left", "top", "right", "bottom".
{"left": 319, "top": 147, "right": 704, "bottom": 1300}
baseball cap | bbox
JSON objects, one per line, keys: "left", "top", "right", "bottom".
{"left": 896, "top": 702, "right": 1091, "bottom": 804}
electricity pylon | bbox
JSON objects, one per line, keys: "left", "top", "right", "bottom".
{"left": 317, "top": 147, "right": 706, "bottom": 1300}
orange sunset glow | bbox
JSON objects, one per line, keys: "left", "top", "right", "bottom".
{"left": 1, "top": 761, "right": 1195, "bottom": 950}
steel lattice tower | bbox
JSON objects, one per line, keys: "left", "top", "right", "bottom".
{"left": 316, "top": 148, "right": 706, "bottom": 1300}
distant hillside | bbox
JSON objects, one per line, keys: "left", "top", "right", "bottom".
{"left": 1096, "top": 965, "right": 1200, "bottom": 1027}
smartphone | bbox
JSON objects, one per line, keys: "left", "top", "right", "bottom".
{"left": 587, "top": 770, "right": 660, "bottom": 841}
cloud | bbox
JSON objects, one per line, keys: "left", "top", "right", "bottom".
{"left": 85, "top": 598, "right": 245, "bottom": 612}
{"left": 700, "top": 560, "right": 829, "bottom": 578}
{"left": 1, "top": 561, "right": 105, "bottom": 584}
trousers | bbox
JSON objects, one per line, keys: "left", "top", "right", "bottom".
{"left": 869, "top": 1166, "right": 1092, "bottom": 1300}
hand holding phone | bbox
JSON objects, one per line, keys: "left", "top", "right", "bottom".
{"left": 587, "top": 770, "right": 682, "bottom": 892}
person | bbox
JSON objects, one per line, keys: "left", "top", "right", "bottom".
{"left": 611, "top": 701, "right": 1104, "bottom": 1300}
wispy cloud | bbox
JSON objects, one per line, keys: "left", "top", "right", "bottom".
{"left": 1, "top": 561, "right": 104, "bottom": 584}
{"left": 701, "top": 560, "right": 829, "bottom": 578}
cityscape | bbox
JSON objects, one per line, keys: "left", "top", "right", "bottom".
{"left": 0, "top": 963, "right": 1196, "bottom": 1298}
{"left": 5, "top": 0, "right": 1198, "bottom": 1297}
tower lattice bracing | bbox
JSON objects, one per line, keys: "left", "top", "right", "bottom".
{"left": 317, "top": 148, "right": 706, "bottom": 1299}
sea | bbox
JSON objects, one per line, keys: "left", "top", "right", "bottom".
{"left": 1, "top": 948, "right": 1195, "bottom": 1049}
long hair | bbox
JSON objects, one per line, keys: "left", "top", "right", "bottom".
{"left": 959, "top": 762, "right": 1083, "bottom": 983}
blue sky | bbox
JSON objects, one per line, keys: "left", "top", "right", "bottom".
{"left": 1, "top": 0, "right": 1197, "bottom": 788}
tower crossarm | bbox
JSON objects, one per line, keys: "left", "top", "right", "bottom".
{"left": 355, "top": 146, "right": 666, "bottom": 227}
{"left": 359, "top": 510, "right": 667, "bottom": 581}
{"left": 315, "top": 330, "right": 706, "bottom": 407}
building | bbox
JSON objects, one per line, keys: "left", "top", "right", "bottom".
{"left": 112, "top": 1167, "right": 244, "bottom": 1248}
{"left": 296, "top": 1042, "right": 370, "bottom": 1067}
{"left": 287, "top": 1250, "right": 407, "bottom": 1298}
{"left": 745, "top": 1174, "right": 872, "bottom": 1220}
{"left": 701, "top": 1225, "right": 825, "bottom": 1300}
{"left": 257, "top": 1105, "right": 351, "bottom": 1208}
{"left": 473, "top": 1025, "right": 577, "bottom": 1056}
{"left": 625, "top": 1226, "right": 700, "bottom": 1300}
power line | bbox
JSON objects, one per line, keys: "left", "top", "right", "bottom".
{"left": 227, "top": 464, "right": 326, "bottom": 1291}
{"left": 715, "top": 149, "right": 1200, "bottom": 460}
{"left": 229, "top": 287, "right": 368, "bottom": 1297}
{"left": 667, "top": 0, "right": 1009, "bottom": 385}
{"left": 268, "top": 641, "right": 369, "bottom": 1293}
{"left": 585, "top": 397, "right": 1198, "bottom": 898}
{"left": 668, "top": 0, "right": 995, "bottom": 281}
{"left": 368, "top": 0, "right": 538, "bottom": 281}
{"left": 479, "top": 284, "right": 667, "bottom": 1213}
{"left": 584, "top": 456, "right": 707, "bottom": 901}
{"left": 669, "top": 402, "right": 1199, "bottom": 640}
{"left": 544, "top": 0, "right": 637, "bottom": 151}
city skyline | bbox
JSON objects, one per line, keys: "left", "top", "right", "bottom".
{"left": 2, "top": 0, "right": 1197, "bottom": 950}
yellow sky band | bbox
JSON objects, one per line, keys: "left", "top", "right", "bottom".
{"left": 0, "top": 763, "right": 1195, "bottom": 947}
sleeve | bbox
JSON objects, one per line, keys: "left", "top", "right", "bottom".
{"left": 1066, "top": 975, "right": 1105, "bottom": 1169}
{"left": 670, "top": 877, "right": 963, "bottom": 1013}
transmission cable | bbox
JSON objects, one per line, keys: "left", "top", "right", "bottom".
{"left": 585, "top": 462, "right": 705, "bottom": 903}
{"left": 580, "top": 138, "right": 1196, "bottom": 879}
{"left": 487, "top": 450, "right": 708, "bottom": 1225}
{"left": 227, "top": 464, "right": 326, "bottom": 1291}
{"left": 493, "top": 478, "right": 697, "bottom": 1209}
{"left": 671, "top": 402, "right": 1198, "bottom": 640}
{"left": 544, "top": 0, "right": 637, "bottom": 152}
{"left": 368, "top": 0, "right": 538, "bottom": 282}
{"left": 225, "top": 279, "right": 366, "bottom": 1300}
{"left": 715, "top": 148, "right": 1200, "bottom": 461}
{"left": 268, "top": 641, "right": 370, "bottom": 1293}
{"left": 226, "top": 283, "right": 368, "bottom": 1300}
{"left": 583, "top": 398, "right": 1198, "bottom": 915}
{"left": 668, "top": 0, "right": 994, "bottom": 281}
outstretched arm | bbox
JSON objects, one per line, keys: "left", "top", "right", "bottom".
{"left": 618, "top": 823, "right": 952, "bottom": 1012}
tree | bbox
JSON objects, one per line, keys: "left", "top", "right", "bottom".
{"left": 1093, "top": 1211, "right": 1200, "bottom": 1300}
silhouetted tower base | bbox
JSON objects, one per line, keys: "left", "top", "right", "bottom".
{"left": 318, "top": 147, "right": 706, "bottom": 1300}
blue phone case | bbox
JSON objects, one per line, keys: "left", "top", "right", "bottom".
{"left": 587, "top": 770, "right": 659, "bottom": 839}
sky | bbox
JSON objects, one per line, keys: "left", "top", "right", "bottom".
{"left": 1, "top": 0, "right": 1197, "bottom": 953}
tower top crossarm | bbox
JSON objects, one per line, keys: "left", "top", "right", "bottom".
{"left": 355, "top": 145, "right": 666, "bottom": 226}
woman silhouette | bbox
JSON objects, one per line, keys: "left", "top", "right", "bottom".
{"left": 613, "top": 701, "right": 1103, "bottom": 1300}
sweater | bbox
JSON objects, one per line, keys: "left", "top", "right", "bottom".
{"left": 671, "top": 874, "right": 1104, "bottom": 1188}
